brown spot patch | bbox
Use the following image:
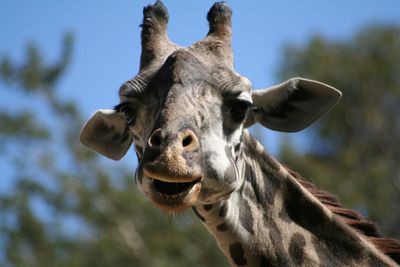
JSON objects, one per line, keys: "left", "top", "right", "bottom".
{"left": 284, "top": 178, "right": 326, "bottom": 230}
{"left": 216, "top": 223, "right": 228, "bottom": 232}
{"left": 203, "top": 204, "right": 213, "bottom": 211}
{"left": 229, "top": 242, "right": 247, "bottom": 266}
{"left": 289, "top": 233, "right": 306, "bottom": 265}
{"left": 240, "top": 200, "right": 254, "bottom": 235}
{"left": 219, "top": 203, "right": 228, "bottom": 217}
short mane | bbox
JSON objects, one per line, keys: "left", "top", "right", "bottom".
{"left": 285, "top": 167, "right": 400, "bottom": 264}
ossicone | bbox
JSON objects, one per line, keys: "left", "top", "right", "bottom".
{"left": 207, "top": 2, "right": 232, "bottom": 38}
{"left": 139, "top": 1, "right": 177, "bottom": 72}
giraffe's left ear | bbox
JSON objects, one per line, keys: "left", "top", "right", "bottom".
{"left": 244, "top": 78, "right": 342, "bottom": 132}
{"left": 80, "top": 109, "right": 133, "bottom": 160}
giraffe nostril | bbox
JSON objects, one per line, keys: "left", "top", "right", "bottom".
{"left": 182, "top": 135, "right": 193, "bottom": 147}
{"left": 148, "top": 129, "right": 162, "bottom": 148}
{"left": 179, "top": 129, "right": 199, "bottom": 151}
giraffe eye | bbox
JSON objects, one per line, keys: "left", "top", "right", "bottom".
{"left": 230, "top": 100, "right": 252, "bottom": 123}
{"left": 121, "top": 106, "right": 136, "bottom": 125}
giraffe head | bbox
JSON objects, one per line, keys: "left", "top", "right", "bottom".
{"left": 80, "top": 1, "right": 341, "bottom": 212}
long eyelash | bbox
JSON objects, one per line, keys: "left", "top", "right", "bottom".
{"left": 114, "top": 102, "right": 129, "bottom": 112}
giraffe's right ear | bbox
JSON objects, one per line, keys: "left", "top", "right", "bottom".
{"left": 80, "top": 109, "right": 133, "bottom": 160}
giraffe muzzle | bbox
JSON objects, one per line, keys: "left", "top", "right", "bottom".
{"left": 139, "top": 128, "right": 204, "bottom": 212}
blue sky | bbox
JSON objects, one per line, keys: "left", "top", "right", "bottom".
{"left": 1, "top": 0, "right": 399, "bottom": 157}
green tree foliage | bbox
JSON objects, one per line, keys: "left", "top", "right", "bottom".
{"left": 0, "top": 35, "right": 226, "bottom": 267}
{"left": 278, "top": 24, "right": 400, "bottom": 238}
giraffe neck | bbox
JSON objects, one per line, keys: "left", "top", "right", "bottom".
{"left": 193, "top": 130, "right": 397, "bottom": 267}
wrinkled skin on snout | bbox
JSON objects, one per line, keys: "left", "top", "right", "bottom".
{"left": 80, "top": 1, "right": 341, "bottom": 213}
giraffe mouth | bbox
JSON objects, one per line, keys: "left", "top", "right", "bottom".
{"left": 148, "top": 177, "right": 202, "bottom": 212}
{"left": 152, "top": 178, "right": 201, "bottom": 196}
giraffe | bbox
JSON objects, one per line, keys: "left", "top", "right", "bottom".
{"left": 80, "top": 1, "right": 400, "bottom": 266}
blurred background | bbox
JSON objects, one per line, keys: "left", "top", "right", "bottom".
{"left": 1, "top": 1, "right": 399, "bottom": 266}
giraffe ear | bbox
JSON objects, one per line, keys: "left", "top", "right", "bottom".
{"left": 80, "top": 109, "right": 133, "bottom": 160}
{"left": 245, "top": 78, "right": 342, "bottom": 132}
